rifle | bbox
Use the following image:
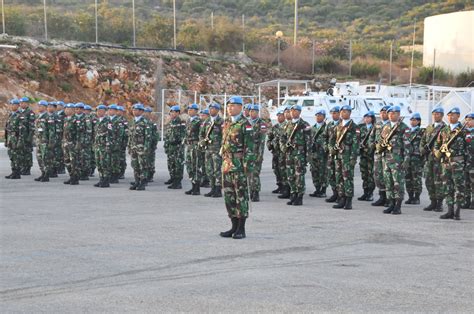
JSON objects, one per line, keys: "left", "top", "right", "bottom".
{"left": 360, "top": 124, "right": 374, "bottom": 149}
{"left": 200, "top": 118, "right": 216, "bottom": 148}
{"left": 435, "top": 122, "right": 468, "bottom": 159}
{"left": 334, "top": 120, "right": 352, "bottom": 151}
{"left": 312, "top": 121, "right": 326, "bottom": 144}
{"left": 422, "top": 124, "right": 443, "bottom": 158}
{"left": 377, "top": 121, "right": 399, "bottom": 153}
{"left": 285, "top": 122, "right": 299, "bottom": 149}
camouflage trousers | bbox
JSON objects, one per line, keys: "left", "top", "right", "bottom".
{"left": 309, "top": 151, "right": 328, "bottom": 190}
{"left": 119, "top": 148, "right": 127, "bottom": 176}
{"left": 94, "top": 147, "right": 111, "bottom": 178}
{"left": 205, "top": 150, "right": 222, "bottom": 188}
{"left": 223, "top": 171, "right": 249, "bottom": 218}
{"left": 19, "top": 143, "right": 33, "bottom": 171}
{"left": 326, "top": 155, "right": 337, "bottom": 190}
{"left": 7, "top": 147, "right": 22, "bottom": 171}
{"left": 250, "top": 156, "right": 263, "bottom": 194}
{"left": 279, "top": 152, "right": 288, "bottom": 188}
{"left": 167, "top": 148, "right": 185, "bottom": 181}
{"left": 54, "top": 143, "right": 64, "bottom": 171}
{"left": 335, "top": 155, "right": 356, "bottom": 198}
{"left": 109, "top": 149, "right": 122, "bottom": 178}
{"left": 36, "top": 143, "right": 53, "bottom": 174}
{"left": 147, "top": 146, "right": 157, "bottom": 179}
{"left": 424, "top": 156, "right": 444, "bottom": 200}
{"left": 186, "top": 143, "right": 201, "bottom": 184}
{"left": 130, "top": 149, "right": 149, "bottom": 181}
{"left": 79, "top": 144, "right": 92, "bottom": 177}
{"left": 374, "top": 153, "right": 386, "bottom": 192}
{"left": 63, "top": 143, "right": 80, "bottom": 178}
{"left": 89, "top": 147, "right": 96, "bottom": 173}
{"left": 271, "top": 152, "right": 283, "bottom": 186}
{"left": 405, "top": 155, "right": 423, "bottom": 194}
{"left": 199, "top": 150, "right": 209, "bottom": 183}
{"left": 359, "top": 151, "right": 375, "bottom": 191}
{"left": 467, "top": 169, "right": 474, "bottom": 205}
{"left": 383, "top": 157, "right": 405, "bottom": 200}
{"left": 442, "top": 158, "right": 465, "bottom": 206}
{"left": 285, "top": 150, "right": 307, "bottom": 196}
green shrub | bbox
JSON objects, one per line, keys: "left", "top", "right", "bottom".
{"left": 455, "top": 70, "right": 474, "bottom": 87}
{"left": 191, "top": 61, "right": 205, "bottom": 73}
{"left": 59, "top": 82, "right": 72, "bottom": 92}
{"left": 351, "top": 61, "right": 381, "bottom": 78}
{"left": 313, "top": 56, "right": 341, "bottom": 74}
{"left": 417, "top": 66, "right": 452, "bottom": 85}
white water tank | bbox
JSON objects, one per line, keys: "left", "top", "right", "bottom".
{"left": 423, "top": 11, "right": 474, "bottom": 75}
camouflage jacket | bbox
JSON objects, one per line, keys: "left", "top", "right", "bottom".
{"left": 5, "top": 111, "right": 26, "bottom": 149}
{"left": 164, "top": 116, "right": 186, "bottom": 153}
{"left": 186, "top": 116, "right": 201, "bottom": 145}
{"left": 466, "top": 128, "right": 474, "bottom": 171}
{"left": 379, "top": 121, "right": 411, "bottom": 163}
{"left": 118, "top": 116, "right": 129, "bottom": 150}
{"left": 109, "top": 115, "right": 126, "bottom": 151}
{"left": 148, "top": 119, "right": 160, "bottom": 149}
{"left": 420, "top": 121, "right": 446, "bottom": 159}
{"left": 199, "top": 115, "right": 223, "bottom": 152}
{"left": 283, "top": 118, "right": 311, "bottom": 158}
{"left": 310, "top": 121, "right": 327, "bottom": 155}
{"left": 221, "top": 114, "right": 255, "bottom": 174}
{"left": 359, "top": 123, "right": 376, "bottom": 155}
{"left": 334, "top": 119, "right": 360, "bottom": 164}
{"left": 324, "top": 119, "right": 339, "bottom": 155}
{"left": 63, "top": 115, "right": 77, "bottom": 144}
{"left": 34, "top": 112, "right": 57, "bottom": 146}
{"left": 18, "top": 107, "right": 36, "bottom": 144}
{"left": 94, "top": 116, "right": 113, "bottom": 149}
{"left": 73, "top": 113, "right": 93, "bottom": 148}
{"left": 374, "top": 119, "right": 389, "bottom": 155}
{"left": 249, "top": 117, "right": 268, "bottom": 158}
{"left": 128, "top": 116, "right": 152, "bottom": 153}
{"left": 407, "top": 126, "right": 425, "bottom": 156}
{"left": 434, "top": 122, "right": 468, "bottom": 162}
{"left": 278, "top": 120, "right": 291, "bottom": 154}
{"left": 266, "top": 122, "right": 283, "bottom": 154}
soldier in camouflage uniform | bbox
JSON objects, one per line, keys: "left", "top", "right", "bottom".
{"left": 54, "top": 101, "right": 66, "bottom": 174}
{"left": 404, "top": 113, "right": 425, "bottom": 205}
{"left": 109, "top": 105, "right": 127, "bottom": 183}
{"left": 434, "top": 107, "right": 467, "bottom": 220}
{"left": 117, "top": 106, "right": 129, "bottom": 179}
{"left": 18, "top": 97, "right": 35, "bottom": 175}
{"left": 372, "top": 105, "right": 390, "bottom": 207}
{"left": 144, "top": 107, "right": 159, "bottom": 183}
{"left": 332, "top": 105, "right": 360, "bottom": 210}
{"left": 4, "top": 99, "right": 24, "bottom": 179}
{"left": 377, "top": 105, "right": 411, "bottom": 215}
{"left": 73, "top": 103, "right": 94, "bottom": 181}
{"left": 63, "top": 103, "right": 80, "bottom": 185}
{"left": 248, "top": 104, "right": 268, "bottom": 202}
{"left": 283, "top": 104, "right": 311, "bottom": 206}
{"left": 200, "top": 103, "right": 223, "bottom": 198}
{"left": 277, "top": 106, "right": 293, "bottom": 199}
{"left": 309, "top": 108, "right": 328, "bottom": 198}
{"left": 164, "top": 105, "right": 186, "bottom": 189}
{"left": 267, "top": 107, "right": 285, "bottom": 194}
{"left": 420, "top": 107, "right": 446, "bottom": 212}
{"left": 93, "top": 105, "right": 112, "bottom": 188}
{"left": 84, "top": 105, "right": 97, "bottom": 177}
{"left": 33, "top": 100, "right": 57, "bottom": 182}
{"left": 325, "top": 106, "right": 341, "bottom": 203}
{"left": 464, "top": 113, "right": 474, "bottom": 209}
{"left": 357, "top": 111, "right": 376, "bottom": 201}
{"left": 129, "top": 103, "right": 152, "bottom": 191}
{"left": 198, "top": 108, "right": 211, "bottom": 189}
{"left": 184, "top": 103, "right": 202, "bottom": 195}
{"left": 220, "top": 96, "right": 255, "bottom": 240}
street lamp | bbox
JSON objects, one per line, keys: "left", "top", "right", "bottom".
{"left": 276, "top": 31, "right": 283, "bottom": 68}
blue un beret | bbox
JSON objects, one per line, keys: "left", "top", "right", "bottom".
{"left": 364, "top": 110, "right": 375, "bottom": 118}
{"left": 144, "top": 107, "right": 152, "bottom": 113}
{"left": 132, "top": 103, "right": 145, "bottom": 111}
{"left": 38, "top": 100, "right": 48, "bottom": 106}
{"left": 10, "top": 99, "right": 20, "bottom": 105}
{"left": 188, "top": 103, "right": 199, "bottom": 110}
{"left": 330, "top": 106, "right": 340, "bottom": 113}
{"left": 200, "top": 108, "right": 210, "bottom": 115}
{"left": 410, "top": 112, "right": 421, "bottom": 120}
{"left": 170, "top": 105, "right": 181, "bottom": 112}
{"left": 431, "top": 107, "right": 444, "bottom": 114}
{"left": 447, "top": 107, "right": 460, "bottom": 115}
{"left": 387, "top": 105, "right": 401, "bottom": 113}
{"left": 97, "top": 105, "right": 107, "bottom": 110}
{"left": 341, "top": 105, "right": 352, "bottom": 112}
{"left": 209, "top": 103, "right": 221, "bottom": 110}
{"left": 228, "top": 96, "right": 243, "bottom": 105}
{"left": 291, "top": 104, "right": 302, "bottom": 111}
{"left": 315, "top": 108, "right": 326, "bottom": 116}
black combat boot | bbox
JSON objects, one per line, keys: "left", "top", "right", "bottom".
{"left": 232, "top": 217, "right": 247, "bottom": 239}
{"left": 412, "top": 192, "right": 420, "bottom": 205}
{"left": 200, "top": 179, "right": 211, "bottom": 188}
{"left": 21, "top": 168, "right": 31, "bottom": 175}
{"left": 372, "top": 191, "right": 387, "bottom": 206}
{"left": 325, "top": 189, "right": 338, "bottom": 203}
{"left": 164, "top": 178, "right": 173, "bottom": 185}
{"left": 287, "top": 193, "right": 296, "bottom": 205}
{"left": 357, "top": 190, "right": 368, "bottom": 201}
{"left": 129, "top": 175, "right": 140, "bottom": 190}
{"left": 344, "top": 197, "right": 353, "bottom": 210}
{"left": 423, "top": 199, "right": 436, "bottom": 211}
{"left": 58, "top": 167, "right": 65, "bottom": 175}
{"left": 405, "top": 192, "right": 414, "bottom": 204}
{"left": 136, "top": 179, "right": 146, "bottom": 191}
{"left": 40, "top": 172, "right": 49, "bottom": 182}
{"left": 192, "top": 183, "right": 200, "bottom": 196}
{"left": 11, "top": 169, "right": 21, "bottom": 179}
{"left": 101, "top": 177, "right": 110, "bottom": 188}
{"left": 293, "top": 195, "right": 303, "bottom": 206}
{"left": 64, "top": 177, "right": 72, "bottom": 184}
{"left": 70, "top": 176, "right": 79, "bottom": 185}
{"left": 251, "top": 192, "right": 260, "bottom": 202}
{"left": 94, "top": 177, "right": 103, "bottom": 187}
{"left": 220, "top": 217, "right": 239, "bottom": 238}
{"left": 168, "top": 179, "right": 182, "bottom": 189}
{"left": 470, "top": 197, "right": 474, "bottom": 210}
{"left": 205, "top": 186, "right": 215, "bottom": 197}
{"left": 5, "top": 170, "right": 15, "bottom": 179}
{"left": 333, "top": 196, "right": 346, "bottom": 209}
{"left": 185, "top": 184, "right": 195, "bottom": 195}
{"left": 440, "top": 205, "right": 454, "bottom": 219}
{"left": 392, "top": 199, "right": 402, "bottom": 215}
{"left": 454, "top": 204, "right": 461, "bottom": 220}
{"left": 49, "top": 169, "right": 58, "bottom": 178}
{"left": 272, "top": 183, "right": 282, "bottom": 194}
{"left": 365, "top": 189, "right": 374, "bottom": 201}
{"left": 35, "top": 172, "right": 45, "bottom": 181}
{"left": 383, "top": 199, "right": 394, "bottom": 214}
{"left": 109, "top": 175, "right": 119, "bottom": 184}
{"left": 316, "top": 187, "right": 327, "bottom": 198}
{"left": 309, "top": 187, "right": 320, "bottom": 197}
{"left": 278, "top": 185, "right": 291, "bottom": 199}
{"left": 212, "top": 186, "right": 222, "bottom": 198}
{"left": 434, "top": 199, "right": 444, "bottom": 212}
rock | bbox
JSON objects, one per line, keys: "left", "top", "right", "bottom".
{"left": 27, "top": 80, "right": 40, "bottom": 91}
{"left": 78, "top": 68, "right": 99, "bottom": 89}
{"left": 111, "top": 79, "right": 122, "bottom": 92}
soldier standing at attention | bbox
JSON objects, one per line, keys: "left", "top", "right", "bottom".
{"left": 93, "top": 105, "right": 112, "bottom": 188}
{"left": 18, "top": 97, "right": 35, "bottom": 175}
{"left": 332, "top": 105, "right": 360, "bottom": 210}
{"left": 309, "top": 108, "right": 328, "bottom": 198}
{"left": 184, "top": 103, "right": 202, "bottom": 196}
{"left": 377, "top": 105, "right": 411, "bottom": 215}
{"left": 420, "top": 107, "right": 446, "bottom": 212}
{"left": 220, "top": 96, "right": 255, "bottom": 239}
{"left": 284, "top": 104, "right": 311, "bottom": 206}
{"left": 357, "top": 111, "right": 376, "bottom": 201}
{"left": 464, "top": 113, "right": 474, "bottom": 209}
{"left": 107, "top": 104, "right": 124, "bottom": 184}
{"left": 117, "top": 106, "right": 129, "bottom": 179}
{"left": 129, "top": 103, "right": 152, "bottom": 191}
{"left": 84, "top": 105, "right": 97, "bottom": 177}
{"left": 197, "top": 108, "right": 210, "bottom": 189}
{"left": 54, "top": 101, "right": 66, "bottom": 175}
{"left": 5, "top": 99, "right": 24, "bottom": 179}
{"left": 405, "top": 113, "right": 424, "bottom": 205}
{"left": 371, "top": 105, "right": 390, "bottom": 207}
{"left": 74, "top": 103, "right": 94, "bottom": 181}
{"left": 63, "top": 103, "right": 80, "bottom": 185}
{"left": 277, "top": 106, "right": 293, "bottom": 200}
{"left": 434, "top": 107, "right": 467, "bottom": 220}
{"left": 33, "top": 100, "right": 51, "bottom": 182}
{"left": 248, "top": 104, "right": 267, "bottom": 202}
{"left": 164, "top": 105, "right": 186, "bottom": 189}
{"left": 325, "top": 106, "right": 341, "bottom": 203}
{"left": 144, "top": 107, "right": 159, "bottom": 183}
{"left": 267, "top": 107, "right": 285, "bottom": 194}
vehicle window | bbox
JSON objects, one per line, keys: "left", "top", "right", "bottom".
{"left": 282, "top": 99, "right": 297, "bottom": 107}
{"left": 302, "top": 100, "right": 314, "bottom": 107}
{"left": 329, "top": 99, "right": 336, "bottom": 104}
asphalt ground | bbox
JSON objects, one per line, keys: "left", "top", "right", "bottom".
{"left": 1, "top": 145, "right": 473, "bottom": 313}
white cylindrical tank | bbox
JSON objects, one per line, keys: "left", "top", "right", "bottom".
{"left": 423, "top": 11, "right": 474, "bottom": 75}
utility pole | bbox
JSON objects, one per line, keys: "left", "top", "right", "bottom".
{"left": 95, "top": 0, "right": 98, "bottom": 43}
{"left": 211, "top": 11, "right": 214, "bottom": 30}
{"left": 1, "top": 0, "right": 5, "bottom": 35}
{"left": 242, "top": 14, "right": 245, "bottom": 54}
{"left": 389, "top": 41, "right": 393, "bottom": 85}
{"left": 132, "top": 0, "right": 136, "bottom": 47}
{"left": 294, "top": 0, "right": 298, "bottom": 45}
{"left": 409, "top": 19, "right": 416, "bottom": 93}
{"left": 312, "top": 39, "right": 315, "bottom": 74}
{"left": 173, "top": 0, "right": 177, "bottom": 49}
{"left": 43, "top": 0, "right": 48, "bottom": 41}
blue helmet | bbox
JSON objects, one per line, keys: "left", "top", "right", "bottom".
{"left": 315, "top": 108, "right": 326, "bottom": 116}
{"left": 447, "top": 107, "right": 460, "bottom": 115}
{"left": 170, "top": 105, "right": 181, "bottom": 112}
{"left": 364, "top": 110, "right": 375, "bottom": 117}
{"left": 188, "top": 103, "right": 199, "bottom": 110}
{"left": 38, "top": 100, "right": 48, "bottom": 106}
{"left": 75, "top": 102, "right": 85, "bottom": 109}
{"left": 144, "top": 107, "right": 152, "bottom": 113}
{"left": 20, "top": 96, "right": 30, "bottom": 103}
{"left": 56, "top": 101, "right": 65, "bottom": 106}
{"left": 329, "top": 106, "right": 340, "bottom": 113}
{"left": 108, "top": 104, "right": 118, "bottom": 110}
{"left": 410, "top": 112, "right": 421, "bottom": 120}
{"left": 209, "top": 103, "right": 221, "bottom": 110}
{"left": 117, "top": 106, "right": 125, "bottom": 112}
{"left": 65, "top": 103, "right": 75, "bottom": 108}
{"left": 84, "top": 105, "right": 92, "bottom": 110}
{"left": 387, "top": 105, "right": 401, "bottom": 113}
{"left": 228, "top": 96, "right": 243, "bottom": 105}
{"left": 200, "top": 108, "right": 210, "bottom": 115}
{"left": 431, "top": 107, "right": 444, "bottom": 114}
{"left": 340, "top": 105, "right": 352, "bottom": 112}
{"left": 250, "top": 104, "right": 260, "bottom": 111}
{"left": 10, "top": 99, "right": 20, "bottom": 105}
{"left": 97, "top": 104, "right": 107, "bottom": 110}
{"left": 465, "top": 112, "right": 474, "bottom": 119}
{"left": 132, "top": 103, "right": 145, "bottom": 111}
{"left": 291, "top": 104, "right": 302, "bottom": 111}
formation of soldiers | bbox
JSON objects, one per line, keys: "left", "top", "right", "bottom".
{"left": 4, "top": 96, "right": 474, "bottom": 239}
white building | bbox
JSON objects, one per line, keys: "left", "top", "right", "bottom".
{"left": 423, "top": 11, "right": 474, "bottom": 75}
